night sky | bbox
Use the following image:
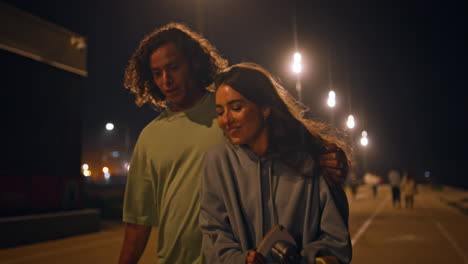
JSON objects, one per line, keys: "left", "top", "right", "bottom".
{"left": 4, "top": 0, "right": 466, "bottom": 188}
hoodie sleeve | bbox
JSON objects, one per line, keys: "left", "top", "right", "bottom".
{"left": 301, "top": 176, "right": 352, "bottom": 264}
{"left": 199, "top": 150, "right": 249, "bottom": 264}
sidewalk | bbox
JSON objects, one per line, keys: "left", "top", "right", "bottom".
{"left": 0, "top": 209, "right": 100, "bottom": 248}
{"left": 429, "top": 185, "right": 468, "bottom": 215}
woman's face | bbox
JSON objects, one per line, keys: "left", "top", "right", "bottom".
{"left": 215, "top": 84, "right": 270, "bottom": 153}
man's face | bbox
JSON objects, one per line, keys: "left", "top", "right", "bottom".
{"left": 150, "top": 42, "right": 201, "bottom": 111}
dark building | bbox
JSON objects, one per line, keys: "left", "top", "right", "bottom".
{"left": 0, "top": 2, "right": 86, "bottom": 217}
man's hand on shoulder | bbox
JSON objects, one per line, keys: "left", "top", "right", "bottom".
{"left": 319, "top": 144, "right": 348, "bottom": 185}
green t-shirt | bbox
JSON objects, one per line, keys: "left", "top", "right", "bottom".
{"left": 123, "top": 92, "right": 224, "bottom": 263}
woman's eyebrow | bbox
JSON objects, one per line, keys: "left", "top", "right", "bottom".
{"left": 216, "top": 99, "right": 244, "bottom": 108}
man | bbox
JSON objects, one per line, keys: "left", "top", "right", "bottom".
{"left": 118, "top": 23, "right": 348, "bottom": 264}
{"left": 388, "top": 168, "right": 402, "bottom": 208}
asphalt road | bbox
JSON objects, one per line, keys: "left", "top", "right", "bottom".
{"left": 348, "top": 184, "right": 468, "bottom": 264}
{"left": 1, "top": 184, "right": 467, "bottom": 264}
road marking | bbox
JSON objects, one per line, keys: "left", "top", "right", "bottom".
{"left": 351, "top": 198, "right": 388, "bottom": 246}
{"left": 421, "top": 197, "right": 468, "bottom": 264}
{"left": 1, "top": 237, "right": 122, "bottom": 264}
{"left": 435, "top": 221, "right": 468, "bottom": 264}
{"left": 385, "top": 234, "right": 420, "bottom": 243}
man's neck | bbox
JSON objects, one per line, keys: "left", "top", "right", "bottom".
{"left": 169, "top": 90, "right": 207, "bottom": 112}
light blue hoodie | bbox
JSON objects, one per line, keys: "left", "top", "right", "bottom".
{"left": 200, "top": 141, "right": 352, "bottom": 264}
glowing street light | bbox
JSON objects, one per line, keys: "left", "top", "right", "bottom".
{"left": 360, "top": 136, "right": 368, "bottom": 146}
{"left": 360, "top": 130, "right": 369, "bottom": 146}
{"left": 291, "top": 52, "right": 303, "bottom": 102}
{"left": 291, "top": 52, "right": 302, "bottom": 73}
{"left": 105, "top": 123, "right": 114, "bottom": 131}
{"left": 360, "top": 130, "right": 369, "bottom": 171}
{"left": 327, "top": 90, "right": 336, "bottom": 108}
{"left": 346, "top": 115, "right": 355, "bottom": 129}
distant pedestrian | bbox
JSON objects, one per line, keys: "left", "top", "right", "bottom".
{"left": 348, "top": 170, "right": 359, "bottom": 200}
{"left": 401, "top": 171, "right": 417, "bottom": 209}
{"left": 373, "top": 175, "right": 383, "bottom": 198}
{"left": 364, "top": 171, "right": 380, "bottom": 198}
{"left": 388, "top": 169, "right": 401, "bottom": 208}
{"left": 372, "top": 183, "right": 378, "bottom": 198}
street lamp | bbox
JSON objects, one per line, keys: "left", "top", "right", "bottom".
{"left": 105, "top": 122, "right": 114, "bottom": 131}
{"left": 327, "top": 90, "right": 336, "bottom": 108}
{"left": 103, "top": 122, "right": 132, "bottom": 177}
{"left": 360, "top": 130, "right": 369, "bottom": 172}
{"left": 346, "top": 115, "right": 355, "bottom": 129}
{"left": 344, "top": 114, "right": 358, "bottom": 177}
{"left": 292, "top": 52, "right": 302, "bottom": 73}
{"left": 360, "top": 130, "right": 368, "bottom": 146}
{"left": 326, "top": 90, "right": 336, "bottom": 126}
{"left": 291, "top": 52, "right": 302, "bottom": 102}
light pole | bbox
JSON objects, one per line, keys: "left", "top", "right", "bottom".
{"left": 344, "top": 114, "right": 357, "bottom": 178}
{"left": 104, "top": 122, "right": 130, "bottom": 156}
{"left": 103, "top": 122, "right": 132, "bottom": 178}
{"left": 360, "top": 130, "right": 369, "bottom": 172}
{"left": 291, "top": 52, "right": 302, "bottom": 102}
{"left": 327, "top": 90, "right": 336, "bottom": 126}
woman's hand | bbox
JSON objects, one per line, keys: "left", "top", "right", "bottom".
{"left": 247, "top": 250, "right": 265, "bottom": 264}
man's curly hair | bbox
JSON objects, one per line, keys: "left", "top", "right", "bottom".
{"left": 124, "top": 22, "right": 228, "bottom": 110}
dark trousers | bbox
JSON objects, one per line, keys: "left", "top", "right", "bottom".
{"left": 391, "top": 186, "right": 400, "bottom": 203}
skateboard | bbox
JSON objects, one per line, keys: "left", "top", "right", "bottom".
{"left": 256, "top": 224, "right": 339, "bottom": 264}
{"left": 256, "top": 224, "right": 300, "bottom": 263}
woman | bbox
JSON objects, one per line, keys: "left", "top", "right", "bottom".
{"left": 199, "top": 63, "right": 352, "bottom": 264}
{"left": 401, "top": 171, "right": 417, "bottom": 209}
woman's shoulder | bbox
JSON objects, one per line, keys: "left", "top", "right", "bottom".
{"left": 205, "top": 140, "right": 238, "bottom": 160}
{"left": 205, "top": 141, "right": 256, "bottom": 169}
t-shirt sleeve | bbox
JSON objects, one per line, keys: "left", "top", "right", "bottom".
{"left": 122, "top": 134, "right": 158, "bottom": 226}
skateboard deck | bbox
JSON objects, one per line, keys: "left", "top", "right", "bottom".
{"left": 256, "top": 224, "right": 297, "bottom": 257}
{"left": 256, "top": 225, "right": 339, "bottom": 264}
